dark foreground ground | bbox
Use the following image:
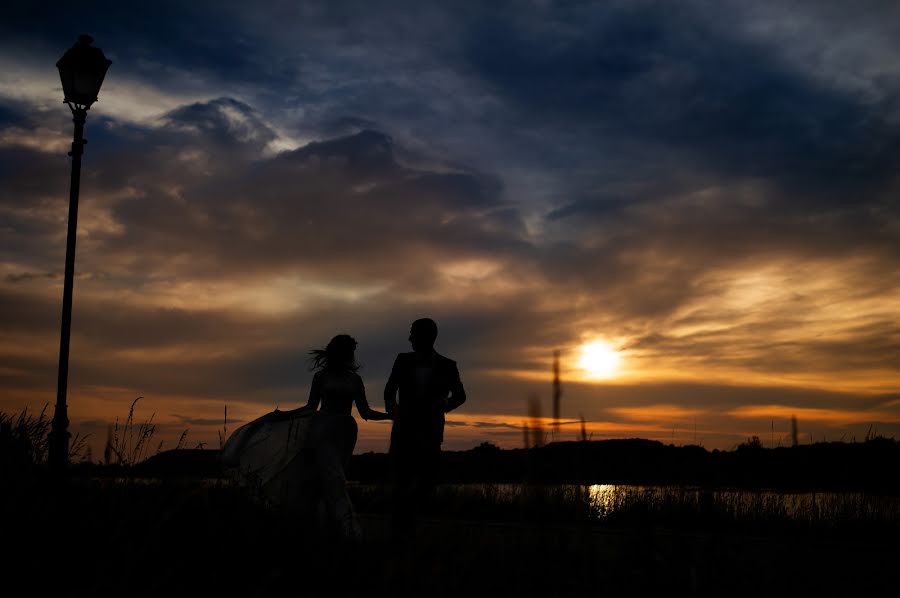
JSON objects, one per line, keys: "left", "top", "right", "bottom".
{"left": 4, "top": 476, "right": 898, "bottom": 597}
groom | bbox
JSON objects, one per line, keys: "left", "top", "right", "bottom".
{"left": 384, "top": 317, "right": 466, "bottom": 537}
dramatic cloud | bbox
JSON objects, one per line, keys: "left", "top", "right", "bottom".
{"left": 2, "top": 0, "right": 899, "bottom": 454}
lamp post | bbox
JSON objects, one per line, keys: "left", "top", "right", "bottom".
{"left": 48, "top": 35, "right": 111, "bottom": 472}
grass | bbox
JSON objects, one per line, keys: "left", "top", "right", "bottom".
{"left": 0, "top": 403, "right": 89, "bottom": 469}
{"left": 2, "top": 398, "right": 209, "bottom": 479}
{"left": 3, "top": 474, "right": 898, "bottom": 597}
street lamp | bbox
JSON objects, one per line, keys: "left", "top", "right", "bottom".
{"left": 48, "top": 35, "right": 111, "bottom": 472}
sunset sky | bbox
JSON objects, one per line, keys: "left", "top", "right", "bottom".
{"left": 2, "top": 1, "right": 899, "bottom": 456}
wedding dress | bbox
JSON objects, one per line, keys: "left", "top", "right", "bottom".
{"left": 221, "top": 370, "right": 376, "bottom": 539}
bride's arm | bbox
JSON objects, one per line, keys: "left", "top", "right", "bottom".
{"left": 306, "top": 372, "right": 323, "bottom": 410}
{"left": 354, "top": 375, "right": 390, "bottom": 421}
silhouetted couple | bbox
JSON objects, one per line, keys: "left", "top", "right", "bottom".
{"left": 222, "top": 317, "right": 465, "bottom": 542}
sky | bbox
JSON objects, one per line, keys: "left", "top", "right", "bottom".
{"left": 2, "top": 0, "right": 899, "bottom": 457}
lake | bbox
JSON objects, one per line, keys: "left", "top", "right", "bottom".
{"left": 347, "top": 482, "right": 900, "bottom": 526}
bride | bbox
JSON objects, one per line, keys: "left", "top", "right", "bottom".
{"left": 222, "top": 334, "right": 389, "bottom": 539}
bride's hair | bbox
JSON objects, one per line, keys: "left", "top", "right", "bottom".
{"left": 309, "top": 334, "right": 360, "bottom": 372}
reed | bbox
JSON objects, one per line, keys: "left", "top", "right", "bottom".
{"left": 526, "top": 395, "right": 544, "bottom": 448}
{"left": 218, "top": 404, "right": 228, "bottom": 450}
{"left": 109, "top": 397, "right": 157, "bottom": 466}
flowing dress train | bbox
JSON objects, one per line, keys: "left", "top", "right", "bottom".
{"left": 222, "top": 370, "right": 374, "bottom": 538}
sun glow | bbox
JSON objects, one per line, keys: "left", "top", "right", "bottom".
{"left": 577, "top": 341, "right": 621, "bottom": 379}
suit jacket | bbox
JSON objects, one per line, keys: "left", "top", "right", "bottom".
{"left": 384, "top": 351, "right": 466, "bottom": 448}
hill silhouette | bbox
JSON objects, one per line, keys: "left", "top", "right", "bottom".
{"left": 123, "top": 436, "right": 900, "bottom": 492}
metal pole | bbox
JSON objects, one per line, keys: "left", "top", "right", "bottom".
{"left": 49, "top": 107, "right": 86, "bottom": 472}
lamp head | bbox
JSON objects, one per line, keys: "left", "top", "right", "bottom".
{"left": 57, "top": 35, "right": 112, "bottom": 110}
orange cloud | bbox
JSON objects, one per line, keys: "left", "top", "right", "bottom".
{"left": 727, "top": 405, "right": 900, "bottom": 425}
{"left": 609, "top": 405, "right": 708, "bottom": 422}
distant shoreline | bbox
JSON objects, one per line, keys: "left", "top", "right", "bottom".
{"left": 85, "top": 436, "right": 900, "bottom": 494}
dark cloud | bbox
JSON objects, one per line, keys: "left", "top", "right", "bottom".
{"left": 162, "top": 98, "right": 278, "bottom": 151}
{"left": 1, "top": 1, "right": 285, "bottom": 92}
{"left": 465, "top": 2, "right": 900, "bottom": 197}
{"left": 321, "top": 116, "right": 380, "bottom": 138}
{"left": 65, "top": 110, "right": 525, "bottom": 288}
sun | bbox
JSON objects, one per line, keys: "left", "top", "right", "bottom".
{"left": 577, "top": 341, "right": 621, "bottom": 379}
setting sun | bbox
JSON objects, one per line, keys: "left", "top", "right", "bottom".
{"left": 577, "top": 341, "right": 621, "bottom": 379}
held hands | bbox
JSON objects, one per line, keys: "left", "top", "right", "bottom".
{"left": 364, "top": 407, "right": 391, "bottom": 421}
{"left": 387, "top": 403, "right": 400, "bottom": 421}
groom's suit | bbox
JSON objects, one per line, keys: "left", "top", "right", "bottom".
{"left": 384, "top": 351, "right": 466, "bottom": 455}
{"left": 384, "top": 350, "right": 465, "bottom": 536}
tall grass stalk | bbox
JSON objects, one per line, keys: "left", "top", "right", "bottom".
{"left": 109, "top": 397, "right": 157, "bottom": 466}
{"left": 218, "top": 404, "right": 228, "bottom": 450}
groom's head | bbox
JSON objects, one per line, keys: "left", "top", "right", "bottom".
{"left": 409, "top": 318, "right": 438, "bottom": 352}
